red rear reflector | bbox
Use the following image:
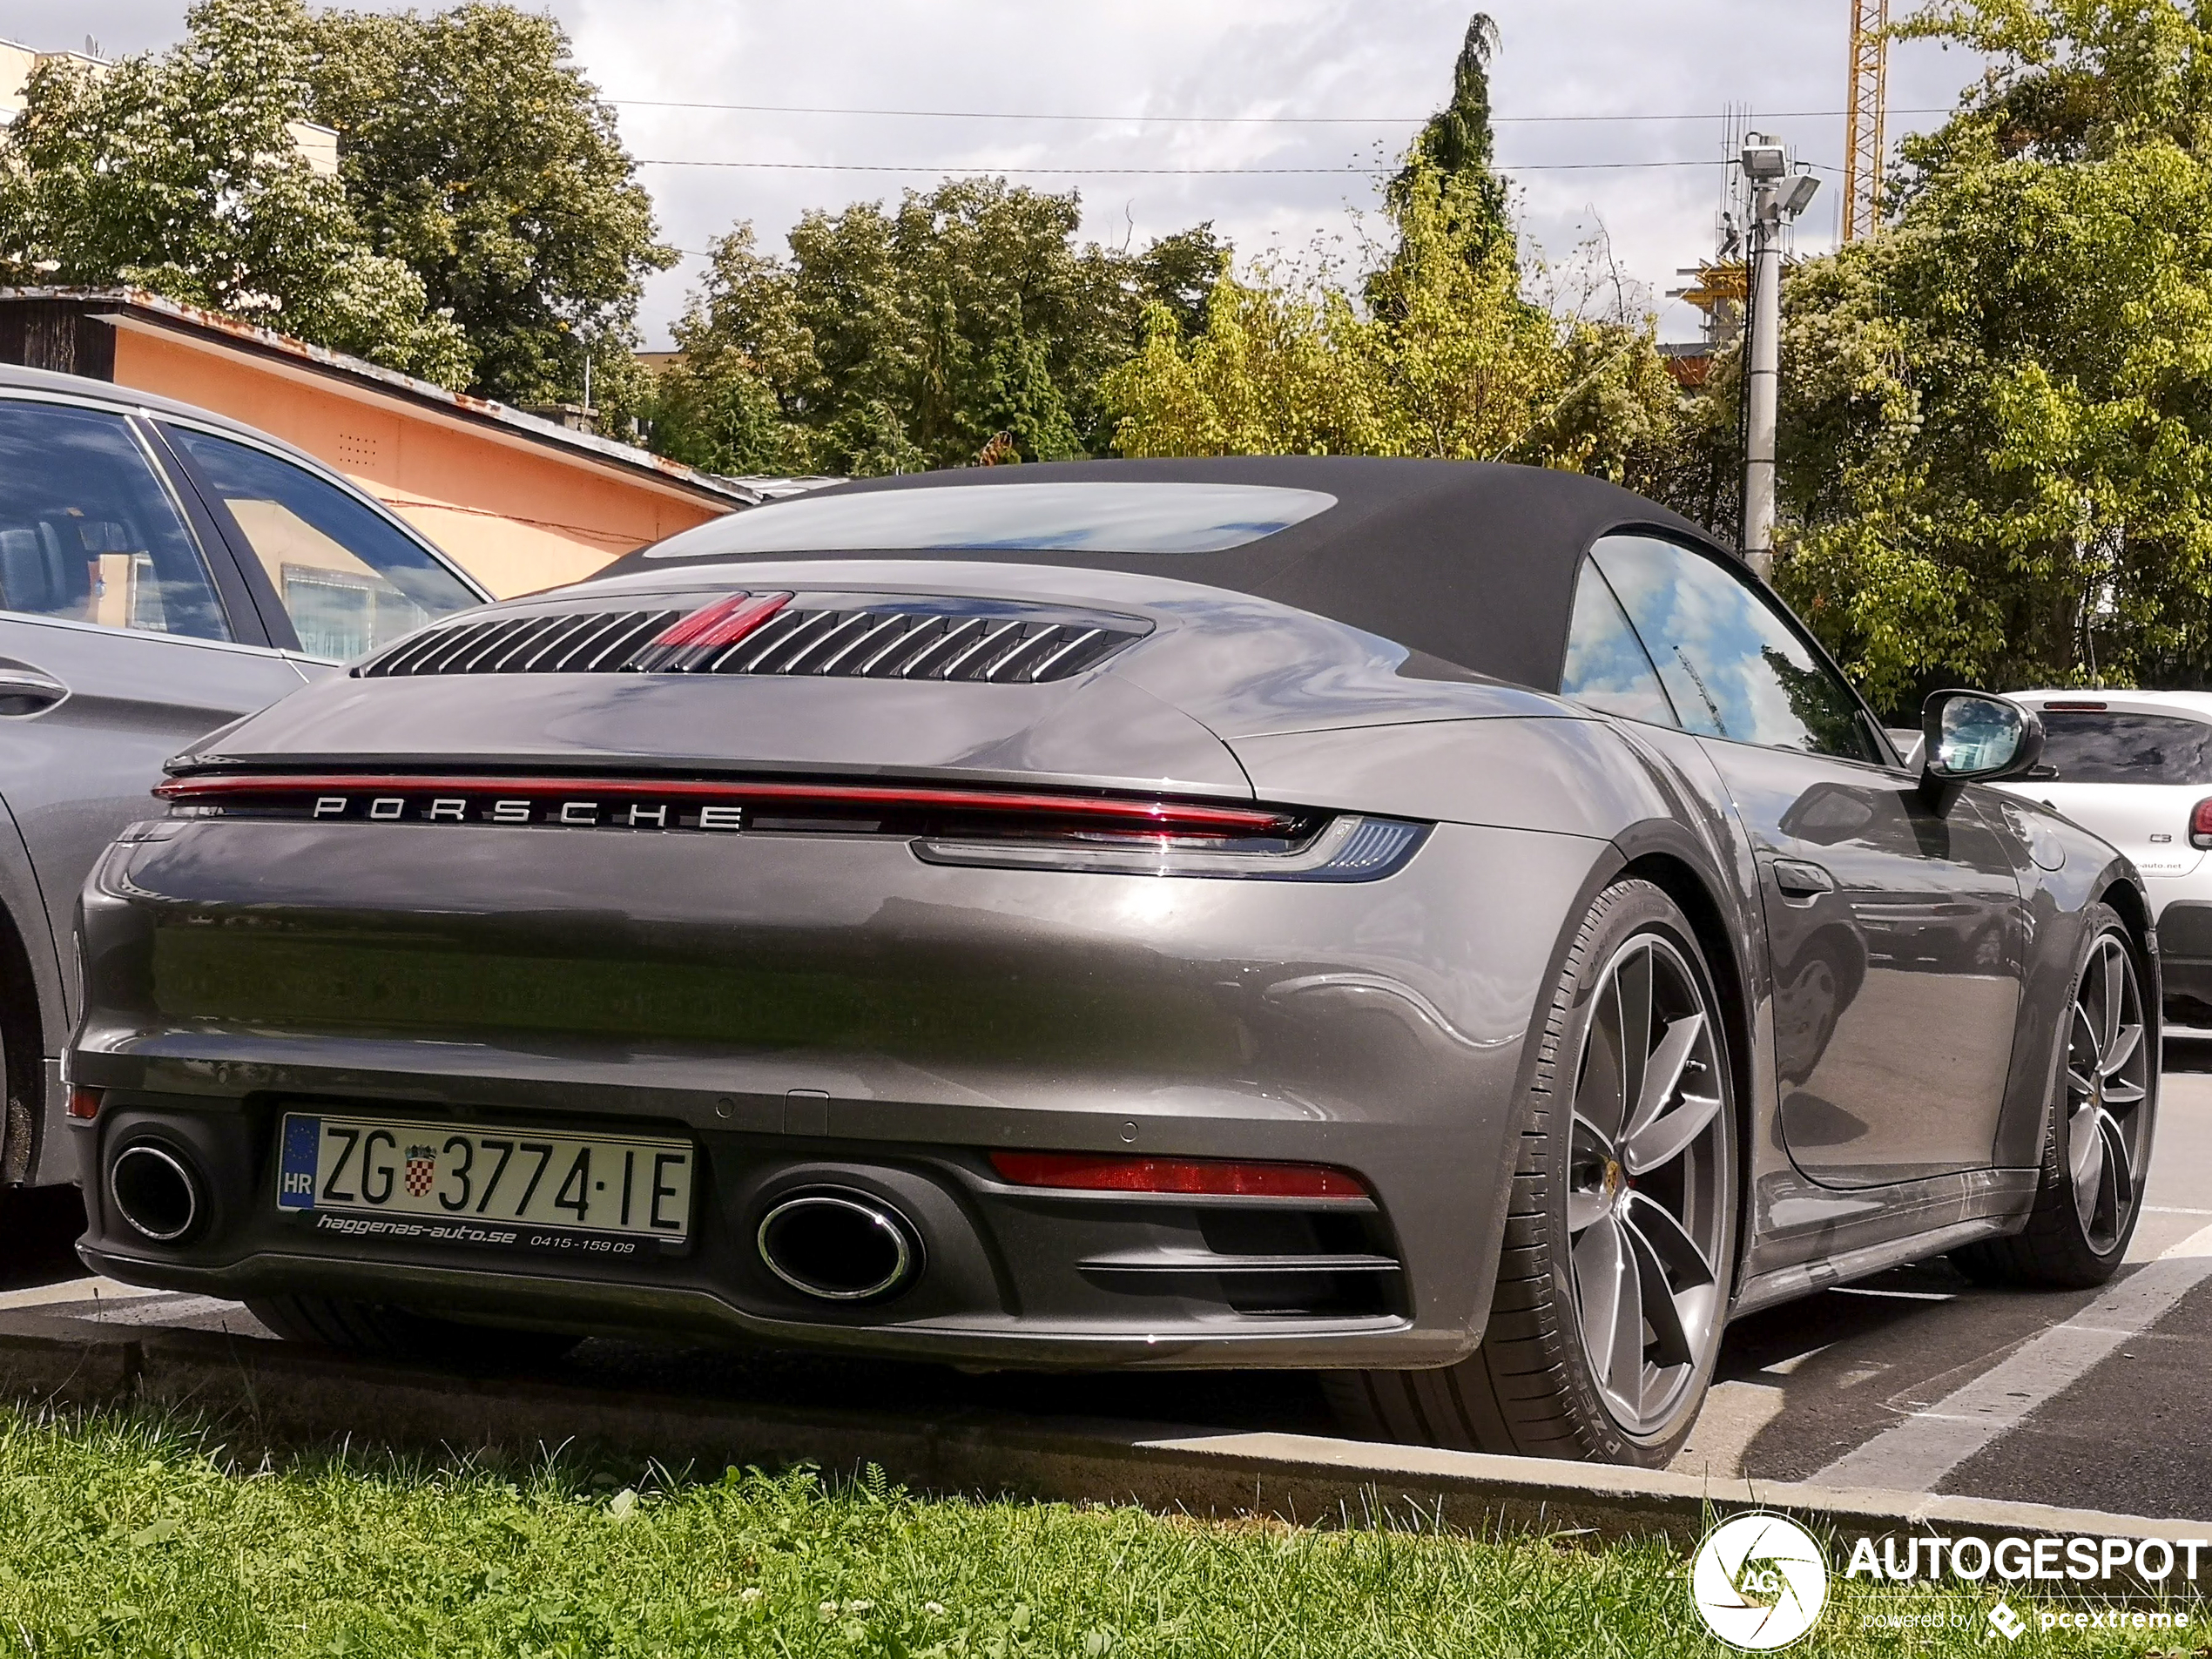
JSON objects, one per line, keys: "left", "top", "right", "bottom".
{"left": 2192, "top": 799, "right": 2212, "bottom": 848}
{"left": 988, "top": 1150, "right": 1370, "bottom": 1200}
{"left": 66, "top": 1086, "right": 102, "bottom": 1121}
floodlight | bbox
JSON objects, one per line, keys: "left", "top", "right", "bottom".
{"left": 1780, "top": 172, "right": 1821, "bottom": 217}
{"left": 1740, "top": 137, "right": 1789, "bottom": 180}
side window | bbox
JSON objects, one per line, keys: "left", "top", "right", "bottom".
{"left": 1561, "top": 561, "right": 1679, "bottom": 726}
{"left": 162, "top": 425, "right": 479, "bottom": 660}
{"left": 0, "top": 401, "right": 231, "bottom": 641}
{"left": 1590, "top": 533, "right": 1878, "bottom": 762}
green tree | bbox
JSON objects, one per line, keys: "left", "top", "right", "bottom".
{"left": 1103, "top": 265, "right": 1399, "bottom": 460}
{"left": 1775, "top": 0, "right": 2212, "bottom": 709}
{"left": 1386, "top": 12, "right": 1513, "bottom": 268}
{"left": 1104, "top": 10, "right": 1681, "bottom": 479}
{"left": 303, "top": 3, "right": 673, "bottom": 409}
{"left": 652, "top": 179, "right": 1225, "bottom": 475}
{"left": 1131, "top": 225, "right": 1231, "bottom": 340}
{"left": 1105, "top": 165, "right": 1677, "bottom": 469}
{"left": 1104, "top": 158, "right": 1681, "bottom": 477}
{"left": 0, "top": 0, "right": 469, "bottom": 385}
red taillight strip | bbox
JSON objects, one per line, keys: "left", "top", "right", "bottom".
{"left": 988, "top": 1150, "right": 1372, "bottom": 1201}
{"left": 153, "top": 772, "right": 1299, "bottom": 834}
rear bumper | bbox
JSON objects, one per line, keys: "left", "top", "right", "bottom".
{"left": 70, "top": 814, "right": 1606, "bottom": 1369}
{"left": 75, "top": 1114, "right": 1440, "bottom": 1369}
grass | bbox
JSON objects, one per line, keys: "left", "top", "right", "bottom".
{"left": 0, "top": 1405, "right": 2200, "bottom": 1657}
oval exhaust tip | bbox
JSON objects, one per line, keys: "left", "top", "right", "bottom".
{"left": 757, "top": 1190, "right": 919, "bottom": 1302}
{"left": 109, "top": 1143, "right": 203, "bottom": 1244}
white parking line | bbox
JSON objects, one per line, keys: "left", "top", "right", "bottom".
{"left": 1811, "top": 1224, "right": 2212, "bottom": 1492}
{"left": 1832, "top": 1286, "right": 1957, "bottom": 1302}
{"left": 2167, "top": 1222, "right": 2212, "bottom": 1259}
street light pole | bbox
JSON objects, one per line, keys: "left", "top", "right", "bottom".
{"left": 1738, "top": 135, "right": 1817, "bottom": 582}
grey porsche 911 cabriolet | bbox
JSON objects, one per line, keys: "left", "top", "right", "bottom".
{"left": 64, "top": 457, "right": 2154, "bottom": 1467}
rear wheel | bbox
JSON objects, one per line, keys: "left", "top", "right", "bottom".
{"left": 245, "top": 1294, "right": 583, "bottom": 1366}
{"left": 1324, "top": 879, "right": 1738, "bottom": 1464}
{"left": 1953, "top": 907, "right": 2154, "bottom": 1289}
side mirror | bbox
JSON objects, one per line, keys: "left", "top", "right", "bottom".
{"left": 1920, "top": 689, "right": 2044, "bottom": 796}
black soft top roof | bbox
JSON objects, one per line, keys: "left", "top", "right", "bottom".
{"left": 596, "top": 455, "right": 1723, "bottom": 691}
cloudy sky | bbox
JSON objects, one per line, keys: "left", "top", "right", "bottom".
{"left": 16, "top": 2, "right": 1986, "bottom": 347}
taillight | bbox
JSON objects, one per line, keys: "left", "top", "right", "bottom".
{"left": 157, "top": 771, "right": 1297, "bottom": 832}
{"left": 2191, "top": 799, "right": 2212, "bottom": 849}
{"left": 148, "top": 771, "right": 1428, "bottom": 881}
{"left": 914, "top": 813, "right": 1426, "bottom": 881}
{"left": 67, "top": 1086, "right": 103, "bottom": 1121}
{"left": 988, "top": 1150, "right": 1371, "bottom": 1201}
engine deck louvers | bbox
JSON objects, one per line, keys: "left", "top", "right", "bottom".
{"left": 359, "top": 595, "right": 1148, "bottom": 685}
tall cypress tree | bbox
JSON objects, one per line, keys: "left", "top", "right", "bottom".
{"left": 1389, "top": 13, "right": 1512, "bottom": 266}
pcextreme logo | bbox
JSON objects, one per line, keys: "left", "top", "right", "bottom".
{"left": 1690, "top": 1512, "right": 1831, "bottom": 1649}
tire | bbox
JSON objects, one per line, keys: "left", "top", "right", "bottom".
{"left": 1952, "top": 905, "right": 2155, "bottom": 1290}
{"left": 245, "top": 1294, "right": 583, "bottom": 1366}
{"left": 1323, "top": 878, "right": 1739, "bottom": 1465}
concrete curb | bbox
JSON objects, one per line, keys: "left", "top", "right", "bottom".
{"left": 0, "top": 1311, "right": 2202, "bottom": 1549}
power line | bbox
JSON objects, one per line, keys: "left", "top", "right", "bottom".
{"left": 640, "top": 160, "right": 1388, "bottom": 175}
{"left": 611, "top": 98, "right": 1956, "bottom": 126}
{"left": 636, "top": 157, "right": 1723, "bottom": 175}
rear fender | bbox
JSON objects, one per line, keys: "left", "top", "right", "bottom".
{"left": 1228, "top": 714, "right": 1673, "bottom": 835}
{"left": 1993, "top": 835, "right": 2150, "bottom": 1171}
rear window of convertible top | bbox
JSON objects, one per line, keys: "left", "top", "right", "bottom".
{"left": 2037, "top": 710, "right": 2212, "bottom": 784}
{"left": 643, "top": 481, "right": 1337, "bottom": 558}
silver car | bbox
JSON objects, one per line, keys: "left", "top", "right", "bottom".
{"left": 0, "top": 365, "right": 482, "bottom": 1190}
{"left": 67, "top": 460, "right": 2150, "bottom": 1467}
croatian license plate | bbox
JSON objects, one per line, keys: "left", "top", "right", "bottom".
{"left": 275, "top": 1112, "right": 693, "bottom": 1243}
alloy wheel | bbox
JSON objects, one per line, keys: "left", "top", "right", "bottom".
{"left": 1566, "top": 933, "right": 1731, "bottom": 1438}
{"left": 2065, "top": 934, "right": 2150, "bottom": 1254}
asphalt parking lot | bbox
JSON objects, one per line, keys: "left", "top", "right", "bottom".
{"left": 1672, "top": 1043, "right": 2212, "bottom": 1520}
{"left": 6, "top": 1048, "right": 2210, "bottom": 1523}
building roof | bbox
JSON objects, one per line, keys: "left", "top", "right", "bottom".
{"left": 604, "top": 455, "right": 1719, "bottom": 693}
{"left": 0, "top": 287, "right": 779, "bottom": 511}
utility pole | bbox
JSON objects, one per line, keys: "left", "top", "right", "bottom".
{"left": 1738, "top": 134, "right": 1818, "bottom": 580}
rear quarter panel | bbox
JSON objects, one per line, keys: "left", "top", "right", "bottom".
{"left": 1979, "top": 787, "right": 2149, "bottom": 1169}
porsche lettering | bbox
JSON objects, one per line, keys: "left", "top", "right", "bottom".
{"left": 291, "top": 792, "right": 743, "bottom": 832}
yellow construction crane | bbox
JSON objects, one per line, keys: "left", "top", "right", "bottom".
{"left": 1841, "top": 0, "right": 1890, "bottom": 241}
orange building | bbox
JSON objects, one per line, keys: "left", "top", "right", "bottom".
{"left": 0, "top": 288, "right": 772, "bottom": 597}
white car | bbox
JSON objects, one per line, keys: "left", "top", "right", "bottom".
{"left": 1996, "top": 689, "right": 2212, "bottom": 1022}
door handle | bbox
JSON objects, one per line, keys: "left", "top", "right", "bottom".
{"left": 1771, "top": 858, "right": 1837, "bottom": 898}
{"left": 0, "top": 665, "right": 67, "bottom": 716}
